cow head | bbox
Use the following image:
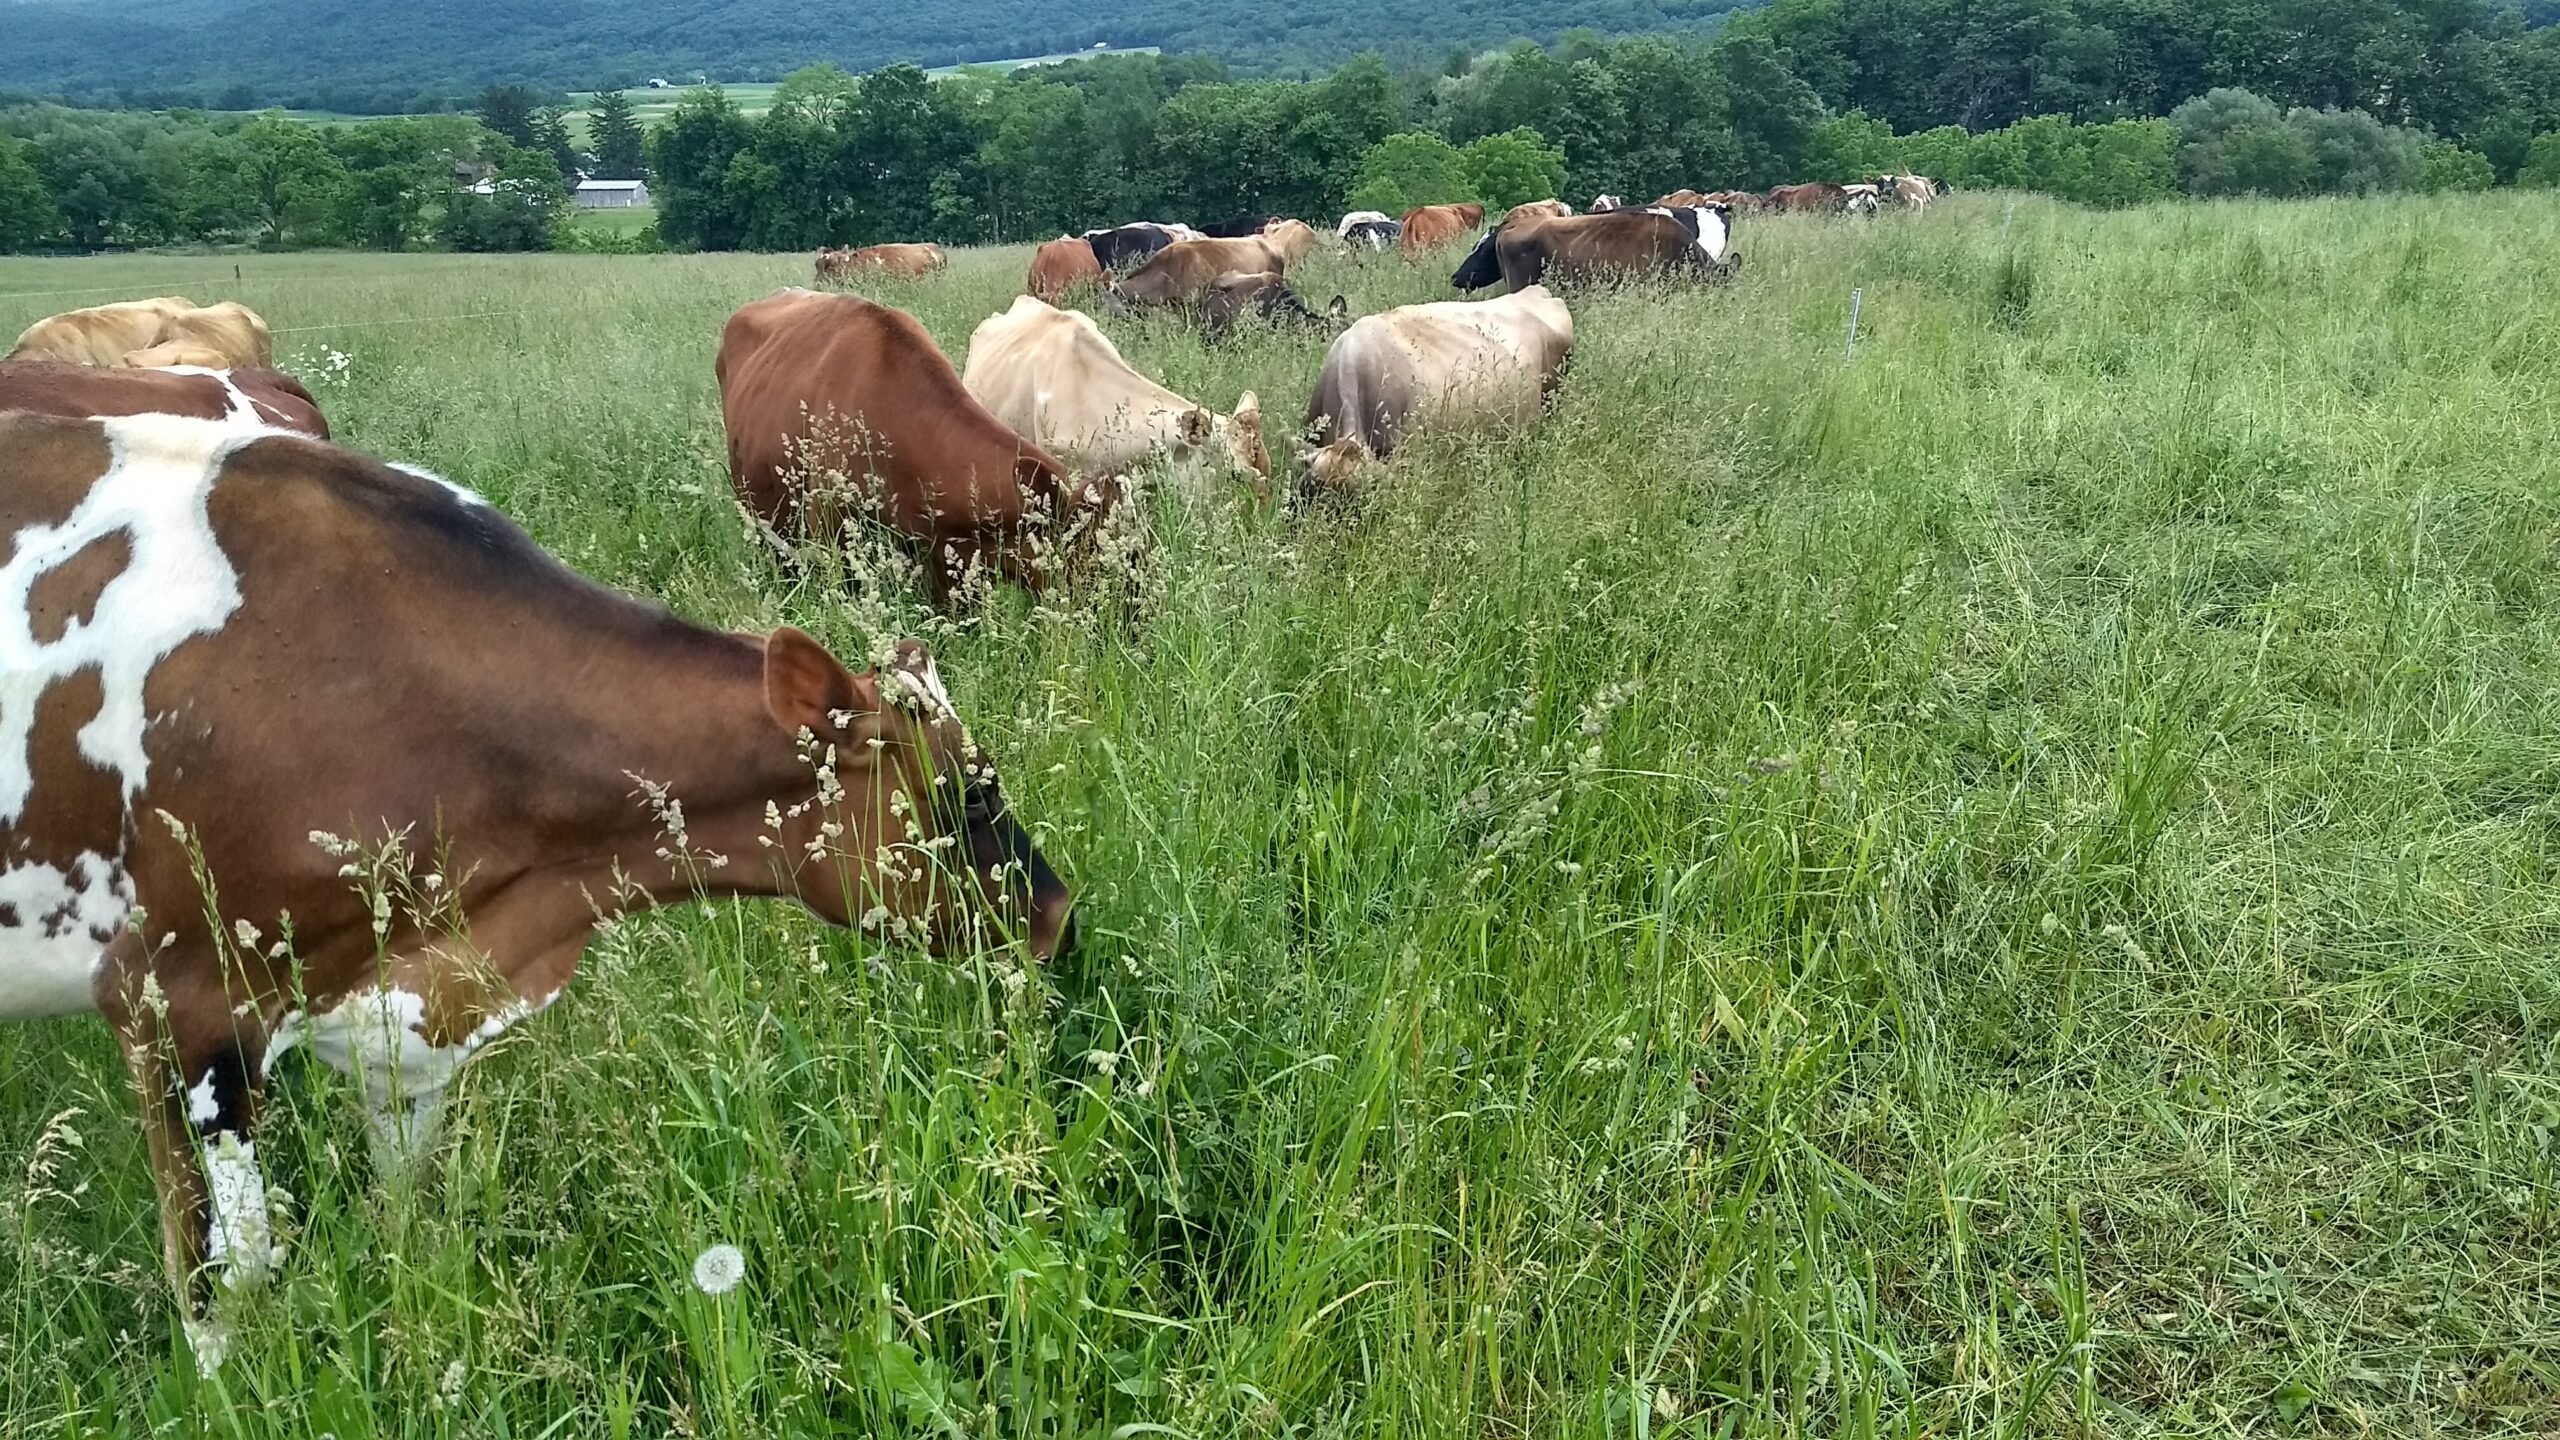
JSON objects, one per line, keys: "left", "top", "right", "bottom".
{"left": 1298, "top": 437, "right": 1373, "bottom": 498}
{"left": 760, "top": 629, "right": 1076, "bottom": 962}
{"left": 1449, "top": 230, "right": 1504, "bottom": 293}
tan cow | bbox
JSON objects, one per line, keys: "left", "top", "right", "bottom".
{"left": 1501, "top": 199, "right": 1574, "bottom": 226}
{"left": 0, "top": 409, "right": 1071, "bottom": 1357}
{"left": 9, "top": 299, "right": 272, "bottom": 369}
{"left": 1107, "top": 236, "right": 1292, "bottom": 310}
{"left": 963, "top": 296, "right": 1270, "bottom": 503}
{"left": 1302, "top": 285, "right": 1575, "bottom": 489}
{"left": 1260, "top": 218, "right": 1319, "bottom": 267}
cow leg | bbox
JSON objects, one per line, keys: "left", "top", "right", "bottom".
{"left": 96, "top": 934, "right": 276, "bottom": 1369}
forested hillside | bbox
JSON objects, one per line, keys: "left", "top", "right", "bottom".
{"left": 0, "top": 0, "right": 1756, "bottom": 113}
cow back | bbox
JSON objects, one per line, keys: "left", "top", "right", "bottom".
{"left": 0, "top": 361, "right": 329, "bottom": 439}
{"left": 8, "top": 297, "right": 200, "bottom": 366}
{"left": 1027, "top": 237, "right": 1104, "bottom": 301}
{"left": 717, "top": 290, "right": 1068, "bottom": 546}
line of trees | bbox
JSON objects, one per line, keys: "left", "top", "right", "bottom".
{"left": 2, "top": 2, "right": 2558, "bottom": 257}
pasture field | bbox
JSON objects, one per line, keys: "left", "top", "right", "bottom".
{"left": 4, "top": 193, "right": 2560, "bottom": 1436}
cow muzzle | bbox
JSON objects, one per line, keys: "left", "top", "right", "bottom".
{"left": 950, "top": 774, "right": 1076, "bottom": 962}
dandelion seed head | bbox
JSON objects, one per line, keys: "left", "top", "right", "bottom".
{"left": 692, "top": 1243, "right": 746, "bottom": 1296}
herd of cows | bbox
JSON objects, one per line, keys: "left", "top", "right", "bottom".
{"left": 0, "top": 173, "right": 1937, "bottom": 1366}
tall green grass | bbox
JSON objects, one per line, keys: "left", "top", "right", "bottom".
{"left": 4, "top": 192, "right": 2559, "bottom": 1436}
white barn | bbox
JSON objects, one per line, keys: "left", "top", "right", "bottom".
{"left": 574, "top": 180, "right": 651, "bottom": 209}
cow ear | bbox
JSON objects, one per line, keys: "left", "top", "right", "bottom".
{"left": 763, "top": 626, "right": 877, "bottom": 742}
{"left": 1327, "top": 295, "right": 1348, "bottom": 319}
{"left": 1233, "top": 390, "right": 1260, "bottom": 423}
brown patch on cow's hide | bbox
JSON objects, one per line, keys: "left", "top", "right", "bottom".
{"left": 27, "top": 529, "right": 133, "bottom": 644}
{"left": 0, "top": 415, "right": 112, "bottom": 563}
{"left": 22, "top": 668, "right": 126, "bottom": 868}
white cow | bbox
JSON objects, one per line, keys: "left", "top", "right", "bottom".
{"left": 1301, "top": 285, "right": 1575, "bottom": 489}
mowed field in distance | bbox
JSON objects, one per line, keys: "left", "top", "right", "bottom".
{"left": 3, "top": 193, "right": 2559, "bottom": 1435}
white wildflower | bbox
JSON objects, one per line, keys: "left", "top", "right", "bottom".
{"left": 692, "top": 1243, "right": 746, "bottom": 1296}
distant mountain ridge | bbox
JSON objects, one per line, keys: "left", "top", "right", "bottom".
{"left": 0, "top": 0, "right": 1760, "bottom": 112}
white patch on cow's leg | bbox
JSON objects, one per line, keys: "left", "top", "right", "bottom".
{"left": 0, "top": 850, "right": 132, "bottom": 1019}
{"left": 0, "top": 415, "right": 254, "bottom": 828}
{"left": 184, "top": 1317, "right": 234, "bottom": 1376}
{"left": 188, "top": 1067, "right": 222, "bottom": 1126}
{"left": 365, "top": 1085, "right": 451, "bottom": 1181}
{"left": 199, "top": 1133, "right": 278, "bottom": 1286}
{"left": 277, "top": 981, "right": 547, "bottom": 1173}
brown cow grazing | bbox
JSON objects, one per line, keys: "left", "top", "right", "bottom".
{"left": 718, "top": 289, "right": 1116, "bottom": 599}
{"left": 1398, "top": 203, "right": 1486, "bottom": 256}
{"left": 814, "top": 246, "right": 852, "bottom": 283}
{"left": 1501, "top": 199, "right": 1574, "bottom": 226}
{"left": 1703, "top": 189, "right": 1766, "bottom": 213}
{"left": 11, "top": 299, "right": 273, "bottom": 370}
{"left": 0, "top": 361, "right": 330, "bottom": 438}
{"left": 0, "top": 409, "right": 1071, "bottom": 1365}
{"left": 1653, "top": 189, "right": 1711, "bottom": 208}
{"left": 1767, "top": 182, "right": 1850, "bottom": 213}
{"left": 1450, "top": 205, "right": 1738, "bottom": 294}
{"left": 1027, "top": 236, "right": 1105, "bottom": 302}
{"left": 1259, "top": 218, "right": 1319, "bottom": 267}
{"left": 1106, "top": 236, "right": 1291, "bottom": 311}
{"left": 1198, "top": 271, "right": 1347, "bottom": 341}
{"left": 1302, "top": 286, "right": 1574, "bottom": 490}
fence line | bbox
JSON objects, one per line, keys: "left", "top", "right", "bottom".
{"left": 0, "top": 280, "right": 250, "bottom": 302}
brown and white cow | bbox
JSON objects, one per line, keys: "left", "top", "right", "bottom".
{"left": 718, "top": 289, "right": 1117, "bottom": 599}
{"left": 1872, "top": 174, "right": 1936, "bottom": 210}
{"left": 10, "top": 299, "right": 274, "bottom": 370}
{"left": 819, "top": 243, "right": 947, "bottom": 282}
{"left": 964, "top": 296, "right": 1270, "bottom": 503}
{"left": 0, "top": 409, "right": 1072, "bottom": 1361}
{"left": 1398, "top": 203, "right": 1486, "bottom": 256}
{"left": 1500, "top": 199, "right": 1574, "bottom": 226}
{"left": 1026, "top": 236, "right": 1105, "bottom": 302}
{"left": 1302, "top": 285, "right": 1574, "bottom": 489}
{"left": 1450, "top": 205, "right": 1737, "bottom": 293}
{"left": 0, "top": 361, "right": 331, "bottom": 439}
{"left": 1106, "top": 236, "right": 1292, "bottom": 311}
